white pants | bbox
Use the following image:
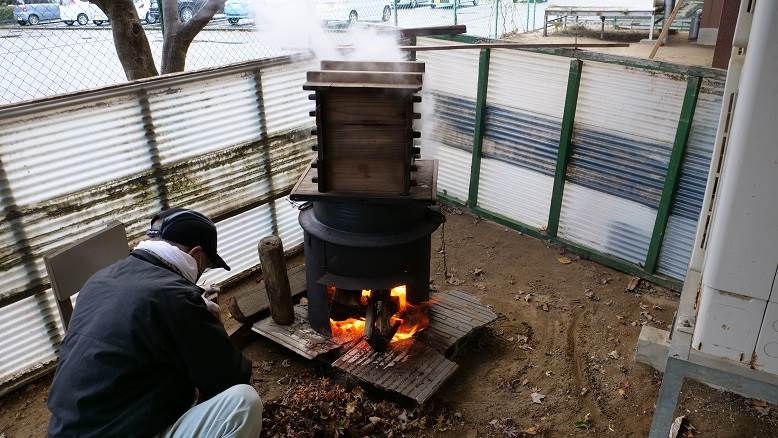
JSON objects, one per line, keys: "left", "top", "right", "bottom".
{"left": 160, "top": 384, "right": 263, "bottom": 438}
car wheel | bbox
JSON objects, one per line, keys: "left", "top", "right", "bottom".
{"left": 146, "top": 12, "right": 157, "bottom": 24}
{"left": 228, "top": 18, "right": 240, "bottom": 25}
{"left": 348, "top": 10, "right": 358, "bottom": 24}
{"left": 28, "top": 14, "right": 39, "bottom": 25}
{"left": 180, "top": 6, "right": 193, "bottom": 23}
{"left": 430, "top": 4, "right": 436, "bottom": 9}
{"left": 472, "top": 0, "right": 478, "bottom": 5}
{"left": 18, "top": 20, "right": 27, "bottom": 26}
{"left": 77, "top": 13, "right": 88, "bottom": 25}
{"left": 381, "top": 5, "right": 391, "bottom": 22}
{"left": 94, "top": 20, "right": 103, "bottom": 25}
{"left": 64, "top": 20, "right": 74, "bottom": 26}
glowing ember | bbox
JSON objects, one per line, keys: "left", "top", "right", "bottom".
{"left": 330, "top": 317, "right": 365, "bottom": 337}
{"left": 328, "top": 285, "right": 430, "bottom": 345}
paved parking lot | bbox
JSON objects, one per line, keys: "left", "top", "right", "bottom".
{"left": 0, "top": 3, "right": 546, "bottom": 105}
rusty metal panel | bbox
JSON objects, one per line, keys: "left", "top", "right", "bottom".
{"left": 149, "top": 73, "right": 263, "bottom": 165}
{"left": 478, "top": 49, "right": 570, "bottom": 228}
{"left": 657, "top": 79, "right": 723, "bottom": 279}
{"left": 261, "top": 59, "right": 317, "bottom": 137}
{"left": 417, "top": 38, "right": 479, "bottom": 202}
{"left": 0, "top": 56, "right": 314, "bottom": 389}
{"left": 558, "top": 61, "right": 686, "bottom": 265}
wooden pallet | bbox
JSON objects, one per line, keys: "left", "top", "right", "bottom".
{"left": 250, "top": 290, "right": 495, "bottom": 403}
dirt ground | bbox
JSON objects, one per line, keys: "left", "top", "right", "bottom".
{"left": 505, "top": 28, "right": 715, "bottom": 68}
{"left": 2, "top": 209, "right": 778, "bottom": 437}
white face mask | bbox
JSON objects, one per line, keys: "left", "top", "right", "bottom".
{"left": 135, "top": 240, "right": 199, "bottom": 284}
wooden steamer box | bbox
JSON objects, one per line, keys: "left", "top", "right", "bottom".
{"left": 304, "top": 60, "right": 425, "bottom": 196}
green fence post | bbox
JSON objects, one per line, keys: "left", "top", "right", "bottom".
{"left": 157, "top": 0, "right": 164, "bottom": 34}
{"left": 454, "top": 0, "right": 458, "bottom": 25}
{"left": 394, "top": 0, "right": 398, "bottom": 26}
{"left": 494, "top": 0, "right": 499, "bottom": 38}
{"left": 546, "top": 58, "right": 583, "bottom": 238}
{"left": 467, "top": 48, "right": 491, "bottom": 208}
{"left": 644, "top": 75, "right": 702, "bottom": 273}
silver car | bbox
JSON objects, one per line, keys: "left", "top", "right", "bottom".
{"left": 15, "top": 0, "right": 61, "bottom": 25}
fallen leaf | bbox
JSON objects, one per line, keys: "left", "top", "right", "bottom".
{"left": 626, "top": 276, "right": 641, "bottom": 291}
{"left": 530, "top": 392, "right": 545, "bottom": 404}
{"left": 524, "top": 425, "right": 542, "bottom": 435}
{"left": 541, "top": 303, "right": 549, "bottom": 312}
{"left": 544, "top": 370, "right": 553, "bottom": 377}
{"left": 473, "top": 268, "right": 484, "bottom": 276}
{"left": 617, "top": 388, "right": 626, "bottom": 398}
{"left": 557, "top": 256, "right": 573, "bottom": 265}
{"left": 369, "top": 416, "right": 382, "bottom": 424}
{"left": 281, "top": 359, "right": 291, "bottom": 368}
{"left": 446, "top": 276, "right": 464, "bottom": 286}
{"left": 521, "top": 379, "right": 529, "bottom": 386}
{"left": 608, "top": 350, "right": 620, "bottom": 360}
{"left": 524, "top": 294, "right": 532, "bottom": 303}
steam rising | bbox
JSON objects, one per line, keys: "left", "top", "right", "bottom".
{"left": 256, "top": 0, "right": 404, "bottom": 61}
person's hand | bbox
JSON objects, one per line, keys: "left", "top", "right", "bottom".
{"left": 201, "top": 286, "right": 221, "bottom": 321}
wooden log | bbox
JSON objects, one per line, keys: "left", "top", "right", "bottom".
{"left": 228, "top": 264, "right": 307, "bottom": 324}
{"left": 257, "top": 236, "right": 294, "bottom": 325}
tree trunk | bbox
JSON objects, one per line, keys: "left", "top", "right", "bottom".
{"left": 161, "top": 34, "right": 191, "bottom": 74}
{"left": 93, "top": 0, "right": 158, "bottom": 80}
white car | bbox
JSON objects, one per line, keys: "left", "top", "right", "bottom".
{"left": 59, "top": 0, "right": 98, "bottom": 26}
{"left": 91, "top": 5, "right": 108, "bottom": 24}
{"left": 318, "top": 0, "right": 392, "bottom": 24}
{"left": 134, "top": 0, "right": 152, "bottom": 23}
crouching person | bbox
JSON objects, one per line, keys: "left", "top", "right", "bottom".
{"left": 47, "top": 209, "right": 262, "bottom": 437}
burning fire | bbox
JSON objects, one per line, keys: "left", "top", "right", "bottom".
{"left": 329, "top": 285, "right": 429, "bottom": 343}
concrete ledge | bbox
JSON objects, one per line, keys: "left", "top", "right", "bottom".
{"left": 635, "top": 325, "right": 671, "bottom": 372}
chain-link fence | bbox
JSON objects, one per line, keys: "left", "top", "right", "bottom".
{"left": 0, "top": 0, "right": 548, "bottom": 106}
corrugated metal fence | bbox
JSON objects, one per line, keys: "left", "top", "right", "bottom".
{"left": 0, "top": 55, "right": 316, "bottom": 392}
{"left": 417, "top": 36, "right": 725, "bottom": 290}
{"left": 1, "top": 38, "right": 725, "bottom": 392}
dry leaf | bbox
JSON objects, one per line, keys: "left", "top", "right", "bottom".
{"left": 626, "top": 276, "right": 641, "bottom": 291}
{"left": 530, "top": 392, "right": 545, "bottom": 404}
{"left": 524, "top": 425, "right": 542, "bottom": 435}
{"left": 608, "top": 350, "right": 620, "bottom": 360}
{"left": 557, "top": 256, "right": 573, "bottom": 265}
{"left": 617, "top": 388, "right": 626, "bottom": 398}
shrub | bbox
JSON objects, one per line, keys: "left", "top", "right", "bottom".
{"left": 0, "top": 5, "right": 15, "bottom": 25}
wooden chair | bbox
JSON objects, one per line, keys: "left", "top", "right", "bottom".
{"left": 43, "top": 221, "right": 129, "bottom": 330}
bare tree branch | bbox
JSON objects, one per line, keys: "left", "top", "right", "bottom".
{"left": 93, "top": 0, "right": 158, "bottom": 79}
{"left": 161, "top": 0, "right": 225, "bottom": 74}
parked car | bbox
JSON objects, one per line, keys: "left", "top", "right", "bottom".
{"left": 393, "top": 0, "right": 431, "bottom": 8}
{"left": 14, "top": 0, "right": 60, "bottom": 25}
{"left": 134, "top": 0, "right": 151, "bottom": 23}
{"left": 430, "top": 0, "right": 478, "bottom": 8}
{"left": 91, "top": 4, "right": 106, "bottom": 24}
{"left": 224, "top": 0, "right": 253, "bottom": 25}
{"left": 59, "top": 0, "right": 99, "bottom": 26}
{"left": 318, "top": 0, "right": 391, "bottom": 25}
{"left": 148, "top": 0, "right": 206, "bottom": 24}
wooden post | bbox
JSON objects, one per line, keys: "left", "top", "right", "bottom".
{"left": 257, "top": 236, "right": 294, "bottom": 325}
{"left": 649, "top": 0, "right": 686, "bottom": 59}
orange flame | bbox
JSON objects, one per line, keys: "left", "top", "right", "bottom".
{"left": 328, "top": 285, "right": 429, "bottom": 344}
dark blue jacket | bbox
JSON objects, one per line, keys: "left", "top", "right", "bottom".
{"left": 47, "top": 250, "right": 251, "bottom": 437}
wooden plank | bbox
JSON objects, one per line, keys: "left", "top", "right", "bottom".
{"left": 228, "top": 264, "right": 306, "bottom": 324}
{"left": 394, "top": 24, "right": 467, "bottom": 38}
{"left": 333, "top": 339, "right": 458, "bottom": 404}
{"left": 325, "top": 159, "right": 406, "bottom": 195}
{"left": 320, "top": 60, "right": 425, "bottom": 73}
{"left": 396, "top": 42, "right": 630, "bottom": 51}
{"left": 291, "top": 159, "right": 437, "bottom": 202}
{"left": 306, "top": 71, "right": 424, "bottom": 86}
{"left": 252, "top": 305, "right": 353, "bottom": 360}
